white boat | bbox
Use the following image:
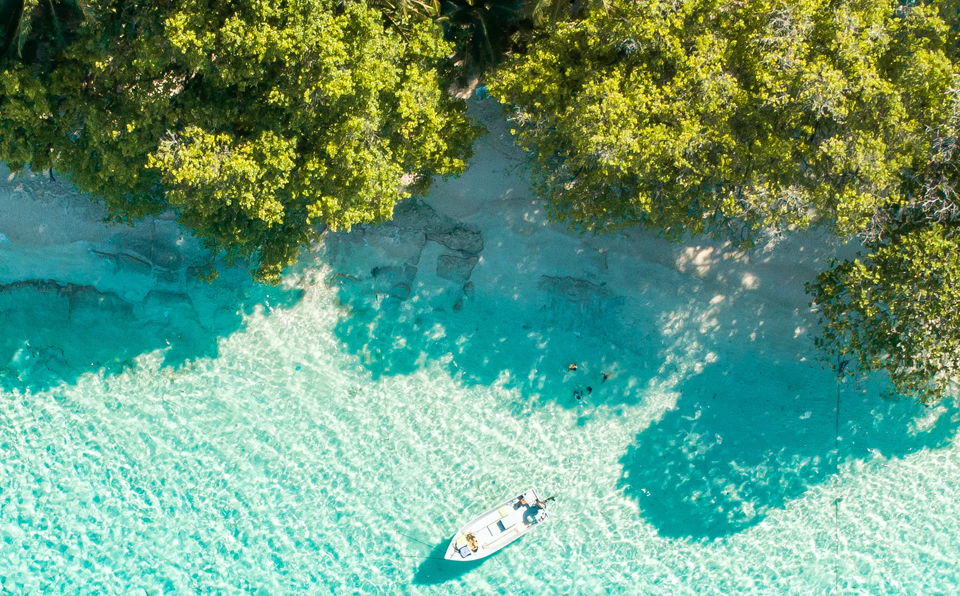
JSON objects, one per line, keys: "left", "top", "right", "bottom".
{"left": 444, "top": 488, "right": 551, "bottom": 561}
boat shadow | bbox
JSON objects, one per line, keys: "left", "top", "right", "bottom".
{"left": 412, "top": 536, "right": 516, "bottom": 586}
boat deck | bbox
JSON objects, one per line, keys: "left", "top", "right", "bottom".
{"left": 445, "top": 489, "right": 548, "bottom": 560}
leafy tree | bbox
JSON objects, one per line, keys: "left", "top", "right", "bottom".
{"left": 809, "top": 224, "right": 960, "bottom": 401}
{"left": 439, "top": 0, "right": 527, "bottom": 85}
{"left": 491, "top": 0, "right": 957, "bottom": 240}
{"left": 362, "top": 0, "right": 532, "bottom": 92}
{"left": 1, "top": 0, "right": 480, "bottom": 281}
{"left": 491, "top": 0, "right": 960, "bottom": 398}
{"left": 1, "top": 0, "right": 87, "bottom": 60}
{"left": 525, "top": 0, "right": 608, "bottom": 27}
{"left": 809, "top": 80, "right": 960, "bottom": 400}
{"left": 0, "top": 0, "right": 87, "bottom": 168}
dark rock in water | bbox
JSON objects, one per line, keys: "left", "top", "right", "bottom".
{"left": 359, "top": 225, "right": 427, "bottom": 265}
{"left": 118, "top": 252, "right": 153, "bottom": 277}
{"left": 144, "top": 289, "right": 190, "bottom": 305}
{"left": 111, "top": 233, "right": 153, "bottom": 262}
{"left": 391, "top": 198, "right": 445, "bottom": 230}
{"left": 537, "top": 275, "right": 626, "bottom": 323}
{"left": 371, "top": 265, "right": 417, "bottom": 300}
{"left": 0, "top": 280, "right": 72, "bottom": 323}
{"left": 437, "top": 254, "right": 479, "bottom": 284}
{"left": 151, "top": 245, "right": 184, "bottom": 271}
{"left": 429, "top": 224, "right": 484, "bottom": 255}
{"left": 538, "top": 276, "right": 611, "bottom": 305}
{"left": 69, "top": 284, "right": 130, "bottom": 316}
{"left": 462, "top": 281, "right": 475, "bottom": 297}
{"left": 390, "top": 282, "right": 412, "bottom": 300}
{"left": 372, "top": 264, "right": 417, "bottom": 281}
{"left": 453, "top": 295, "right": 464, "bottom": 311}
{"left": 155, "top": 268, "right": 180, "bottom": 285}
{"left": 325, "top": 272, "right": 360, "bottom": 287}
{"left": 391, "top": 198, "right": 484, "bottom": 254}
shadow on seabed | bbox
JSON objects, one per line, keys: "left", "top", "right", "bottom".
{"left": 412, "top": 536, "right": 517, "bottom": 586}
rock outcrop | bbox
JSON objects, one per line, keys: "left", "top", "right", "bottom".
{"left": 436, "top": 254, "right": 479, "bottom": 284}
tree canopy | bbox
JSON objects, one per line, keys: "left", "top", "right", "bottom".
{"left": 490, "top": 0, "right": 958, "bottom": 238}
{"left": 491, "top": 0, "right": 960, "bottom": 398}
{"left": 1, "top": 0, "right": 480, "bottom": 281}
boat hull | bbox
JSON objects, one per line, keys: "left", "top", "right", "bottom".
{"left": 444, "top": 488, "right": 549, "bottom": 561}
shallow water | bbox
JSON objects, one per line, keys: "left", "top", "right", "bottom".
{"left": 1, "top": 261, "right": 958, "bottom": 595}
{"left": 2, "top": 108, "right": 960, "bottom": 594}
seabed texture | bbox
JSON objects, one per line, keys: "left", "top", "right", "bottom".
{"left": 1, "top": 102, "right": 958, "bottom": 595}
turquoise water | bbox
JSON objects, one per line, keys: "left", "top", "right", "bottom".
{"left": 2, "top": 255, "right": 958, "bottom": 594}
{"left": 2, "top": 121, "right": 960, "bottom": 593}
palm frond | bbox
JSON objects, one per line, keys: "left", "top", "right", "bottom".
{"left": 2, "top": 0, "right": 86, "bottom": 62}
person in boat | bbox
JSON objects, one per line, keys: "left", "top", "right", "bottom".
{"left": 465, "top": 532, "right": 479, "bottom": 552}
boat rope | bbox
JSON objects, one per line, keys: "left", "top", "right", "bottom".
{"left": 834, "top": 352, "right": 843, "bottom": 594}
{"left": 397, "top": 554, "right": 449, "bottom": 561}
{"left": 396, "top": 530, "right": 438, "bottom": 550}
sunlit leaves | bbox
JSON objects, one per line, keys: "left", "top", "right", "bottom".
{"left": 491, "top": 0, "right": 956, "bottom": 240}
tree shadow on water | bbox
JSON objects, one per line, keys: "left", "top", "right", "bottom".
{"left": 618, "top": 350, "right": 959, "bottom": 541}
{"left": 0, "top": 272, "right": 303, "bottom": 393}
{"left": 330, "top": 273, "right": 663, "bottom": 411}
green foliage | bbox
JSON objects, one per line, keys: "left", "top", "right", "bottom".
{"left": 525, "top": 0, "right": 608, "bottom": 27}
{"left": 365, "top": 0, "right": 533, "bottom": 87}
{"left": 490, "top": 0, "right": 957, "bottom": 242}
{"left": 438, "top": 0, "right": 529, "bottom": 82}
{"left": 2, "top": 0, "right": 86, "bottom": 60}
{"left": 0, "top": 0, "right": 480, "bottom": 282}
{"left": 810, "top": 78, "right": 960, "bottom": 399}
{"left": 809, "top": 224, "right": 960, "bottom": 401}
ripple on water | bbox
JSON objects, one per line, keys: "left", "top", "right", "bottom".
{"left": 0, "top": 278, "right": 958, "bottom": 594}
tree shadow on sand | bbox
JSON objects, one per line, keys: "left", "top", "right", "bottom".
{"left": 0, "top": 270, "right": 303, "bottom": 393}
{"left": 618, "top": 349, "right": 959, "bottom": 541}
